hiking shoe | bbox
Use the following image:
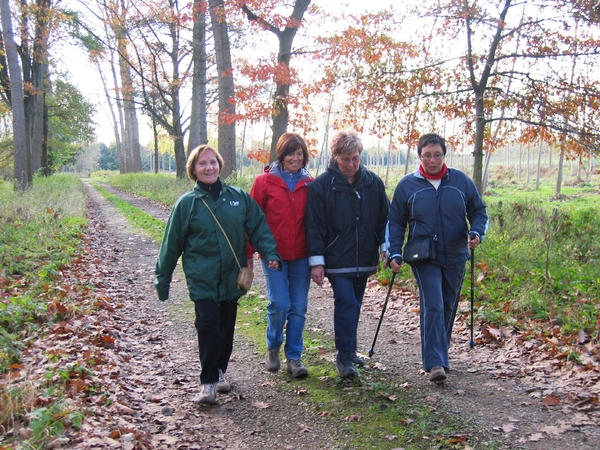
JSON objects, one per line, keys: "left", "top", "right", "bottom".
{"left": 286, "top": 359, "right": 308, "bottom": 378}
{"left": 266, "top": 348, "right": 280, "bottom": 371}
{"left": 217, "top": 370, "right": 231, "bottom": 393}
{"left": 429, "top": 366, "right": 447, "bottom": 383}
{"left": 196, "top": 383, "right": 217, "bottom": 405}
{"left": 351, "top": 353, "right": 365, "bottom": 367}
{"left": 336, "top": 351, "right": 358, "bottom": 380}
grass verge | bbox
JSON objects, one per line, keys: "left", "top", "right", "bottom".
{"left": 0, "top": 175, "right": 89, "bottom": 449}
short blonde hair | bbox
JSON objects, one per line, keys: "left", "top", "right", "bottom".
{"left": 186, "top": 145, "right": 225, "bottom": 182}
{"left": 331, "top": 130, "right": 363, "bottom": 160}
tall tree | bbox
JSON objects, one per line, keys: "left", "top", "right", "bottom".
{"left": 0, "top": 0, "right": 28, "bottom": 189}
{"left": 209, "top": 0, "right": 235, "bottom": 177}
{"left": 188, "top": 0, "right": 208, "bottom": 153}
{"left": 240, "top": 0, "right": 311, "bottom": 163}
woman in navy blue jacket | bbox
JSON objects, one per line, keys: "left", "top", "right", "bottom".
{"left": 388, "top": 133, "right": 489, "bottom": 383}
{"left": 306, "top": 130, "right": 389, "bottom": 380}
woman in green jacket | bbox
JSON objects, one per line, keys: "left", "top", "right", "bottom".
{"left": 155, "top": 145, "right": 281, "bottom": 405}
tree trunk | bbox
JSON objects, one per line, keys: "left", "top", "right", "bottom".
{"left": 536, "top": 140, "right": 543, "bottom": 190}
{"left": 188, "top": 0, "right": 208, "bottom": 154}
{"left": 209, "top": 0, "right": 235, "bottom": 179}
{"left": 555, "top": 148, "right": 564, "bottom": 196}
{"left": 1, "top": 0, "right": 28, "bottom": 189}
{"left": 116, "top": 0, "right": 141, "bottom": 173}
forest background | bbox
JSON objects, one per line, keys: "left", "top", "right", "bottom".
{"left": 1, "top": 0, "right": 600, "bottom": 194}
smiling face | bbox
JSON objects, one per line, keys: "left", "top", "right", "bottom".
{"left": 282, "top": 148, "right": 304, "bottom": 173}
{"left": 193, "top": 148, "right": 220, "bottom": 184}
{"left": 419, "top": 143, "right": 445, "bottom": 176}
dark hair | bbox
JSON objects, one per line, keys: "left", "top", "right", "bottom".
{"left": 331, "top": 130, "right": 362, "bottom": 160}
{"left": 186, "top": 145, "right": 224, "bottom": 181}
{"left": 417, "top": 133, "right": 447, "bottom": 157}
{"left": 276, "top": 132, "right": 309, "bottom": 167}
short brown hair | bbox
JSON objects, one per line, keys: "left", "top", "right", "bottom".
{"left": 275, "top": 132, "right": 309, "bottom": 167}
{"left": 186, "top": 145, "right": 225, "bottom": 182}
{"left": 417, "top": 133, "right": 447, "bottom": 157}
{"left": 331, "top": 130, "right": 362, "bottom": 160}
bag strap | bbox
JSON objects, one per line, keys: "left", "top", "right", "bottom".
{"left": 200, "top": 197, "right": 242, "bottom": 270}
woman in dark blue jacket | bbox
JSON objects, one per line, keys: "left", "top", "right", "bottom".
{"left": 388, "top": 133, "right": 488, "bottom": 383}
{"left": 306, "top": 130, "right": 389, "bottom": 379}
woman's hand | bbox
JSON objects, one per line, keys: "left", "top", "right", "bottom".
{"left": 390, "top": 257, "right": 403, "bottom": 272}
{"left": 267, "top": 260, "right": 281, "bottom": 271}
{"left": 311, "top": 265, "right": 325, "bottom": 286}
{"left": 468, "top": 234, "right": 481, "bottom": 249}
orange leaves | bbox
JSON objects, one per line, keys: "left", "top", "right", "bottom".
{"left": 247, "top": 148, "right": 271, "bottom": 164}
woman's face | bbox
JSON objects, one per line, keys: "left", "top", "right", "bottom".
{"left": 419, "top": 143, "right": 445, "bottom": 176}
{"left": 282, "top": 148, "right": 304, "bottom": 173}
{"left": 193, "top": 149, "right": 220, "bottom": 184}
{"left": 335, "top": 150, "right": 361, "bottom": 181}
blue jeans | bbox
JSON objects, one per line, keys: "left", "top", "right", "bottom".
{"left": 412, "top": 261, "right": 466, "bottom": 372}
{"left": 262, "top": 258, "right": 310, "bottom": 360}
{"left": 328, "top": 276, "right": 368, "bottom": 353}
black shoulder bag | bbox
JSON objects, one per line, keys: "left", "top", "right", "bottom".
{"left": 403, "top": 190, "right": 441, "bottom": 265}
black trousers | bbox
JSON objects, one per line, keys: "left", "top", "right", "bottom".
{"left": 193, "top": 298, "right": 239, "bottom": 384}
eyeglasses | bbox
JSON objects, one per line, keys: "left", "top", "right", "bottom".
{"left": 421, "top": 153, "right": 444, "bottom": 160}
{"left": 337, "top": 155, "right": 361, "bottom": 165}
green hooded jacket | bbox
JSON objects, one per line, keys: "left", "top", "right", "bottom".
{"left": 154, "top": 181, "right": 280, "bottom": 302}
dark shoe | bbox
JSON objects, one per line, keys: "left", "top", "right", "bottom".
{"left": 286, "top": 359, "right": 308, "bottom": 378}
{"left": 266, "top": 348, "right": 280, "bottom": 371}
{"left": 429, "top": 366, "right": 447, "bottom": 383}
{"left": 351, "top": 353, "right": 365, "bottom": 367}
{"left": 196, "top": 383, "right": 217, "bottom": 404}
{"left": 336, "top": 352, "right": 358, "bottom": 380}
{"left": 217, "top": 370, "right": 231, "bottom": 393}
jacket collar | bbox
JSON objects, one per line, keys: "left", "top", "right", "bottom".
{"left": 268, "top": 161, "right": 312, "bottom": 181}
{"left": 327, "top": 160, "right": 367, "bottom": 185}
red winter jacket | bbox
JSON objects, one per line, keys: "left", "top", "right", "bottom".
{"left": 247, "top": 163, "right": 313, "bottom": 261}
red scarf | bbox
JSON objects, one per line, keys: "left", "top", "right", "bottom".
{"left": 419, "top": 163, "right": 448, "bottom": 180}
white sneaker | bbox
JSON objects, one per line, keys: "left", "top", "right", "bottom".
{"left": 217, "top": 370, "right": 231, "bottom": 393}
{"left": 196, "top": 383, "right": 217, "bottom": 404}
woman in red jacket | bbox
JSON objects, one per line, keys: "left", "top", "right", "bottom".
{"left": 248, "top": 133, "right": 313, "bottom": 378}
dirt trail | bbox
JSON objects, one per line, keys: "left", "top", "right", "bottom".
{"left": 77, "top": 180, "right": 599, "bottom": 450}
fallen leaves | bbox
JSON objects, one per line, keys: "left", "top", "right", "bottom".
{"left": 541, "top": 395, "right": 561, "bottom": 406}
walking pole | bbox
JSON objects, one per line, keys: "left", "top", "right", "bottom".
{"left": 469, "top": 247, "right": 476, "bottom": 349}
{"left": 369, "top": 271, "right": 397, "bottom": 357}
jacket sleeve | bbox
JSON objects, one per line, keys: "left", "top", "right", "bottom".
{"left": 376, "top": 177, "right": 390, "bottom": 250}
{"left": 387, "top": 181, "right": 409, "bottom": 260}
{"left": 243, "top": 192, "right": 281, "bottom": 263}
{"left": 305, "top": 178, "right": 327, "bottom": 267}
{"left": 246, "top": 176, "right": 266, "bottom": 259}
{"left": 154, "top": 197, "right": 187, "bottom": 301}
